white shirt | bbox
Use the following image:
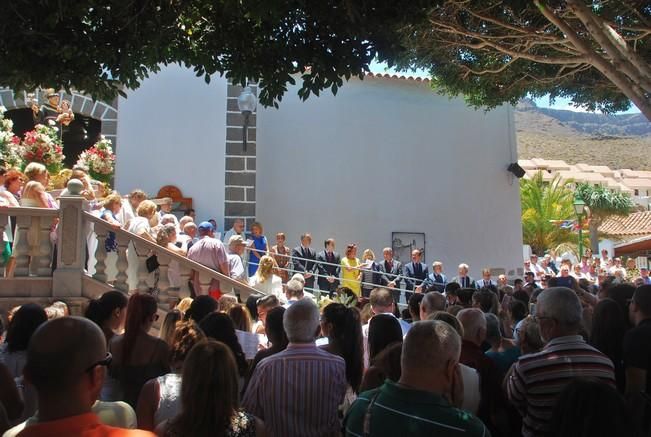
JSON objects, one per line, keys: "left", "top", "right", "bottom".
{"left": 249, "top": 274, "right": 286, "bottom": 304}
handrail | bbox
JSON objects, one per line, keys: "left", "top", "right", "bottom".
{"left": 84, "top": 212, "right": 259, "bottom": 297}
{"left": 0, "top": 206, "right": 59, "bottom": 217}
{"left": 247, "top": 246, "right": 428, "bottom": 287}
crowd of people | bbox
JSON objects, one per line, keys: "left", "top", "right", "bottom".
{"left": 1, "top": 264, "right": 651, "bottom": 436}
{"left": 2, "top": 176, "right": 651, "bottom": 436}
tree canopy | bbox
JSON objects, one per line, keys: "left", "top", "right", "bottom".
{"left": 1, "top": 1, "right": 649, "bottom": 117}
{"left": 392, "top": 0, "right": 651, "bottom": 119}
{"left": 0, "top": 0, "right": 420, "bottom": 107}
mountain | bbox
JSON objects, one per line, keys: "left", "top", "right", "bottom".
{"left": 515, "top": 100, "right": 651, "bottom": 170}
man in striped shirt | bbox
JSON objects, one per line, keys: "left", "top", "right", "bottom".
{"left": 242, "top": 298, "right": 346, "bottom": 437}
{"left": 507, "top": 287, "right": 615, "bottom": 437}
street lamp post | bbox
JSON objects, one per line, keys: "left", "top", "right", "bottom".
{"left": 237, "top": 87, "right": 257, "bottom": 151}
{"left": 573, "top": 195, "right": 586, "bottom": 258}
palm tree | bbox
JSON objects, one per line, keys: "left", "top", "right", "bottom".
{"left": 521, "top": 172, "right": 576, "bottom": 256}
{"left": 575, "top": 183, "right": 634, "bottom": 254}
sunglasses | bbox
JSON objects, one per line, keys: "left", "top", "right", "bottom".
{"left": 85, "top": 352, "right": 113, "bottom": 373}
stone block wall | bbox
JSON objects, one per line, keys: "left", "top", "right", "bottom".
{"left": 224, "top": 84, "right": 257, "bottom": 230}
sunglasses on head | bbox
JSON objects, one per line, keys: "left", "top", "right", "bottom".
{"left": 85, "top": 352, "right": 112, "bottom": 373}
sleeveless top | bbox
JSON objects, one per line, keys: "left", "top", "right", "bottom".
{"left": 165, "top": 410, "right": 256, "bottom": 437}
{"left": 154, "top": 373, "right": 182, "bottom": 427}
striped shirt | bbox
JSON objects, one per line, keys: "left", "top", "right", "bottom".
{"left": 507, "top": 335, "right": 615, "bottom": 437}
{"left": 241, "top": 342, "right": 347, "bottom": 437}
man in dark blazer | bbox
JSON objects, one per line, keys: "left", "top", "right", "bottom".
{"left": 291, "top": 233, "right": 317, "bottom": 290}
{"left": 422, "top": 261, "right": 448, "bottom": 293}
{"left": 451, "top": 263, "right": 476, "bottom": 289}
{"left": 403, "top": 249, "right": 429, "bottom": 303}
{"left": 379, "top": 247, "right": 403, "bottom": 305}
{"left": 316, "top": 238, "right": 341, "bottom": 297}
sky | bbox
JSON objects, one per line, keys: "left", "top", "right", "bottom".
{"left": 369, "top": 61, "right": 641, "bottom": 115}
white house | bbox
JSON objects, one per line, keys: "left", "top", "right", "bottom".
{"left": 113, "top": 65, "right": 523, "bottom": 278}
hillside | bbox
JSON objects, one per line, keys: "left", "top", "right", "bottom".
{"left": 515, "top": 101, "right": 651, "bottom": 170}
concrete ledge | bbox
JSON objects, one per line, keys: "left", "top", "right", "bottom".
{"left": 0, "top": 278, "right": 53, "bottom": 298}
{"left": 82, "top": 275, "right": 117, "bottom": 300}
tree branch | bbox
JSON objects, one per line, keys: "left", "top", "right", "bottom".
{"left": 534, "top": 0, "right": 651, "bottom": 120}
{"left": 566, "top": 0, "right": 651, "bottom": 93}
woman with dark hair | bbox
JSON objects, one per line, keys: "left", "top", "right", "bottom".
{"left": 0, "top": 304, "right": 47, "bottom": 423}
{"left": 84, "top": 290, "right": 128, "bottom": 345}
{"left": 367, "top": 314, "right": 402, "bottom": 363}
{"left": 228, "top": 305, "right": 253, "bottom": 333}
{"left": 244, "top": 307, "right": 289, "bottom": 393}
{"left": 320, "top": 304, "right": 364, "bottom": 394}
{"left": 198, "top": 313, "right": 248, "bottom": 379}
{"left": 359, "top": 341, "right": 402, "bottom": 392}
{"left": 184, "top": 295, "right": 218, "bottom": 324}
{"left": 606, "top": 284, "right": 636, "bottom": 329}
{"left": 158, "top": 341, "right": 264, "bottom": 436}
{"left": 108, "top": 293, "right": 170, "bottom": 407}
{"left": 0, "top": 304, "right": 47, "bottom": 379}
{"left": 137, "top": 321, "right": 206, "bottom": 431}
{"left": 589, "top": 298, "right": 628, "bottom": 392}
{"left": 548, "top": 378, "right": 636, "bottom": 437}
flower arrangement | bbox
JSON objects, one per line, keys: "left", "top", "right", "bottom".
{"left": 20, "top": 120, "right": 65, "bottom": 173}
{"left": 76, "top": 136, "right": 115, "bottom": 184}
{"left": 0, "top": 106, "right": 24, "bottom": 168}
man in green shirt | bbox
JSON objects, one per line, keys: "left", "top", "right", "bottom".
{"left": 344, "top": 320, "right": 490, "bottom": 437}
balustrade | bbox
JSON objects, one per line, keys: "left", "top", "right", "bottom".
{"left": 0, "top": 187, "right": 258, "bottom": 309}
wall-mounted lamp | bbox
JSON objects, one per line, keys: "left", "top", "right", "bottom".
{"left": 237, "top": 86, "right": 257, "bottom": 151}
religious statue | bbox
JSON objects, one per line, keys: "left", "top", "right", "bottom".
{"left": 29, "top": 88, "right": 74, "bottom": 130}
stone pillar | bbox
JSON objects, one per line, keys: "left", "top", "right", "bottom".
{"left": 52, "top": 180, "right": 89, "bottom": 297}
{"left": 224, "top": 83, "right": 257, "bottom": 231}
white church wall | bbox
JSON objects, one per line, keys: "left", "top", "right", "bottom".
{"left": 116, "top": 65, "right": 227, "bottom": 221}
{"left": 256, "top": 76, "right": 523, "bottom": 278}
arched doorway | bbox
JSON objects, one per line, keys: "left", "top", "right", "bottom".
{"left": 0, "top": 88, "right": 118, "bottom": 167}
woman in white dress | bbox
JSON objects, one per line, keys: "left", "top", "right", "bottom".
{"left": 248, "top": 255, "right": 284, "bottom": 303}
{"left": 126, "top": 200, "right": 157, "bottom": 291}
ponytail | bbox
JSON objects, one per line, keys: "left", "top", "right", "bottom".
{"left": 123, "top": 293, "right": 158, "bottom": 364}
{"left": 84, "top": 290, "right": 127, "bottom": 328}
{"left": 322, "top": 303, "right": 364, "bottom": 392}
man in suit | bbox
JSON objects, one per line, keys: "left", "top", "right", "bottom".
{"left": 379, "top": 247, "right": 403, "bottom": 305}
{"left": 422, "top": 261, "right": 448, "bottom": 293}
{"left": 291, "top": 233, "right": 317, "bottom": 290}
{"left": 475, "top": 268, "right": 496, "bottom": 290}
{"left": 452, "top": 263, "right": 476, "bottom": 289}
{"left": 316, "top": 238, "right": 341, "bottom": 297}
{"left": 403, "top": 249, "right": 429, "bottom": 303}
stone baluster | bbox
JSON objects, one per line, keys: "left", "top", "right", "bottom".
{"left": 12, "top": 215, "right": 31, "bottom": 277}
{"left": 34, "top": 216, "right": 54, "bottom": 277}
{"left": 135, "top": 240, "right": 151, "bottom": 293}
{"left": 53, "top": 180, "right": 89, "bottom": 298}
{"left": 156, "top": 252, "right": 171, "bottom": 308}
{"left": 196, "top": 270, "right": 213, "bottom": 296}
{"left": 93, "top": 225, "right": 108, "bottom": 283}
{"left": 114, "top": 233, "right": 129, "bottom": 292}
{"left": 178, "top": 264, "right": 192, "bottom": 299}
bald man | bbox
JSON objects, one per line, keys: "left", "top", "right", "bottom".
{"left": 18, "top": 317, "right": 153, "bottom": 437}
{"left": 419, "top": 291, "right": 446, "bottom": 320}
{"left": 344, "top": 320, "right": 489, "bottom": 436}
{"left": 457, "top": 308, "right": 505, "bottom": 435}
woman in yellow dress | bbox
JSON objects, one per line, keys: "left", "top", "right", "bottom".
{"left": 340, "top": 244, "right": 362, "bottom": 297}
